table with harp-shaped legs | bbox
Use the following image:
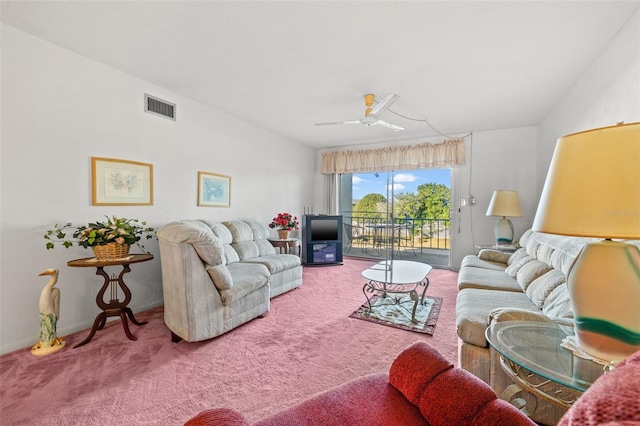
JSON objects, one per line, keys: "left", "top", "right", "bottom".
{"left": 67, "top": 254, "right": 153, "bottom": 348}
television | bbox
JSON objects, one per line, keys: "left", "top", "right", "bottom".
{"left": 310, "top": 217, "right": 340, "bottom": 241}
{"left": 302, "top": 215, "right": 343, "bottom": 265}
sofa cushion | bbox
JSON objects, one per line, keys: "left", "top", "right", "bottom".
{"left": 206, "top": 264, "right": 234, "bottom": 290}
{"left": 389, "top": 342, "right": 453, "bottom": 404}
{"left": 187, "top": 408, "right": 250, "bottom": 426}
{"left": 232, "top": 241, "right": 260, "bottom": 260}
{"left": 525, "top": 269, "right": 566, "bottom": 308}
{"left": 505, "top": 254, "right": 534, "bottom": 277}
{"left": 516, "top": 260, "right": 553, "bottom": 291}
{"left": 199, "top": 220, "right": 233, "bottom": 244}
{"left": 541, "top": 284, "right": 574, "bottom": 318}
{"left": 158, "top": 220, "right": 227, "bottom": 266}
{"left": 478, "top": 249, "right": 511, "bottom": 264}
{"left": 243, "top": 219, "right": 270, "bottom": 240}
{"left": 242, "top": 254, "right": 301, "bottom": 274}
{"left": 460, "top": 254, "right": 507, "bottom": 271}
{"left": 550, "top": 250, "right": 577, "bottom": 276}
{"left": 524, "top": 231, "right": 599, "bottom": 275}
{"left": 488, "top": 307, "right": 555, "bottom": 324}
{"left": 536, "top": 244, "right": 555, "bottom": 266}
{"left": 389, "top": 342, "right": 528, "bottom": 426}
{"left": 458, "top": 267, "right": 521, "bottom": 292}
{"left": 241, "top": 220, "right": 277, "bottom": 256}
{"left": 256, "top": 239, "right": 277, "bottom": 256}
{"left": 525, "top": 237, "right": 543, "bottom": 259}
{"left": 518, "top": 229, "right": 533, "bottom": 247}
{"left": 224, "top": 220, "right": 254, "bottom": 242}
{"left": 248, "top": 373, "right": 429, "bottom": 426}
{"left": 224, "top": 245, "right": 240, "bottom": 264}
{"left": 456, "top": 289, "right": 539, "bottom": 347}
{"left": 507, "top": 248, "right": 529, "bottom": 266}
{"left": 219, "top": 263, "right": 269, "bottom": 305}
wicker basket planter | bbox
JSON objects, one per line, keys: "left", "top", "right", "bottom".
{"left": 92, "top": 243, "right": 130, "bottom": 261}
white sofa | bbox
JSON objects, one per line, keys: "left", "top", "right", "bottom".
{"left": 456, "top": 229, "right": 593, "bottom": 424}
{"left": 457, "top": 229, "right": 640, "bottom": 424}
{"left": 157, "top": 219, "right": 302, "bottom": 343}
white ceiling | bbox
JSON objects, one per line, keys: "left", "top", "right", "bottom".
{"left": 2, "top": 1, "right": 639, "bottom": 149}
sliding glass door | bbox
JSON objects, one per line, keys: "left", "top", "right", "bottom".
{"left": 339, "top": 169, "right": 451, "bottom": 268}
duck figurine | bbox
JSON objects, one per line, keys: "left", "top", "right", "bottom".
{"left": 31, "top": 269, "right": 66, "bottom": 356}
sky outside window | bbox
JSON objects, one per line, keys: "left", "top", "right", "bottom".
{"left": 352, "top": 169, "right": 450, "bottom": 201}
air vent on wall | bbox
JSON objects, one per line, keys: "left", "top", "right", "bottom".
{"left": 144, "top": 94, "right": 176, "bottom": 121}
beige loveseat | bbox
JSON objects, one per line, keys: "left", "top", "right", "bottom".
{"left": 157, "top": 219, "right": 302, "bottom": 343}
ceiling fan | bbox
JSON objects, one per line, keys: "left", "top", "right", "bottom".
{"left": 315, "top": 93, "right": 405, "bottom": 131}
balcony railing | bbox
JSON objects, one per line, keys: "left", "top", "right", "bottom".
{"left": 342, "top": 211, "right": 451, "bottom": 255}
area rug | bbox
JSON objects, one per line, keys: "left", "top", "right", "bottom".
{"left": 349, "top": 293, "right": 443, "bottom": 335}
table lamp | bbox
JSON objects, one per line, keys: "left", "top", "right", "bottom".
{"left": 486, "top": 190, "right": 523, "bottom": 246}
{"left": 532, "top": 122, "right": 640, "bottom": 362}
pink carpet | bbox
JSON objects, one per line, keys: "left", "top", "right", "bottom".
{"left": 0, "top": 258, "right": 459, "bottom": 425}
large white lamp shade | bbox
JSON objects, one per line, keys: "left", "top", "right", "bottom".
{"left": 532, "top": 122, "right": 640, "bottom": 362}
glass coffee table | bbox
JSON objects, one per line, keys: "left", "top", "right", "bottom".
{"left": 486, "top": 321, "right": 606, "bottom": 415}
{"left": 361, "top": 260, "right": 433, "bottom": 324}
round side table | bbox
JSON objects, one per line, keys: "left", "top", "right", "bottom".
{"left": 67, "top": 253, "right": 153, "bottom": 348}
{"left": 486, "top": 321, "right": 604, "bottom": 416}
{"left": 268, "top": 238, "right": 301, "bottom": 257}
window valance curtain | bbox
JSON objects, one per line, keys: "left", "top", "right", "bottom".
{"left": 320, "top": 138, "right": 465, "bottom": 174}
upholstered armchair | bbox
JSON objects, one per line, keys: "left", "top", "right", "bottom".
{"left": 185, "top": 341, "right": 535, "bottom": 426}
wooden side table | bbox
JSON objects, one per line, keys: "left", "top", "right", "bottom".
{"left": 67, "top": 253, "right": 154, "bottom": 348}
{"left": 268, "top": 238, "right": 301, "bottom": 257}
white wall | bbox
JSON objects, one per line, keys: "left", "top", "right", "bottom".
{"left": 0, "top": 25, "right": 316, "bottom": 354}
{"left": 315, "top": 126, "right": 539, "bottom": 270}
{"left": 537, "top": 9, "right": 640, "bottom": 195}
{"left": 452, "top": 126, "right": 538, "bottom": 268}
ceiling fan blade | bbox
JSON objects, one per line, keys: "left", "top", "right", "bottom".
{"left": 315, "top": 120, "right": 361, "bottom": 126}
{"left": 369, "top": 93, "right": 399, "bottom": 116}
{"left": 376, "top": 120, "right": 405, "bottom": 131}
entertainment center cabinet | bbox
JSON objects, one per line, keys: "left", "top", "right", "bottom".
{"left": 301, "top": 215, "right": 344, "bottom": 266}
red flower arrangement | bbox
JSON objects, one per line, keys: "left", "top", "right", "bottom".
{"left": 268, "top": 212, "right": 299, "bottom": 231}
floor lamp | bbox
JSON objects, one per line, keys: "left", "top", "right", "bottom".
{"left": 532, "top": 122, "right": 640, "bottom": 362}
{"left": 486, "top": 190, "right": 523, "bottom": 246}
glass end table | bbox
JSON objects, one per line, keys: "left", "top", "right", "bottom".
{"left": 486, "top": 321, "right": 606, "bottom": 415}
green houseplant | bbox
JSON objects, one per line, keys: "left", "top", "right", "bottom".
{"left": 44, "top": 216, "right": 155, "bottom": 259}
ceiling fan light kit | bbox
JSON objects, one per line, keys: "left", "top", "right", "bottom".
{"left": 364, "top": 93, "right": 375, "bottom": 107}
{"left": 315, "top": 93, "right": 405, "bottom": 131}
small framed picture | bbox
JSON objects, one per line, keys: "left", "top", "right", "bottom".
{"left": 92, "top": 157, "right": 153, "bottom": 206}
{"left": 198, "top": 171, "right": 231, "bottom": 207}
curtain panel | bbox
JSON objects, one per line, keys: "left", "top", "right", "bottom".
{"left": 320, "top": 138, "right": 465, "bottom": 174}
{"left": 325, "top": 173, "right": 338, "bottom": 215}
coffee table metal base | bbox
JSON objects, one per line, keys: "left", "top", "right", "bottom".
{"left": 361, "top": 260, "right": 433, "bottom": 324}
{"left": 362, "top": 279, "right": 429, "bottom": 324}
